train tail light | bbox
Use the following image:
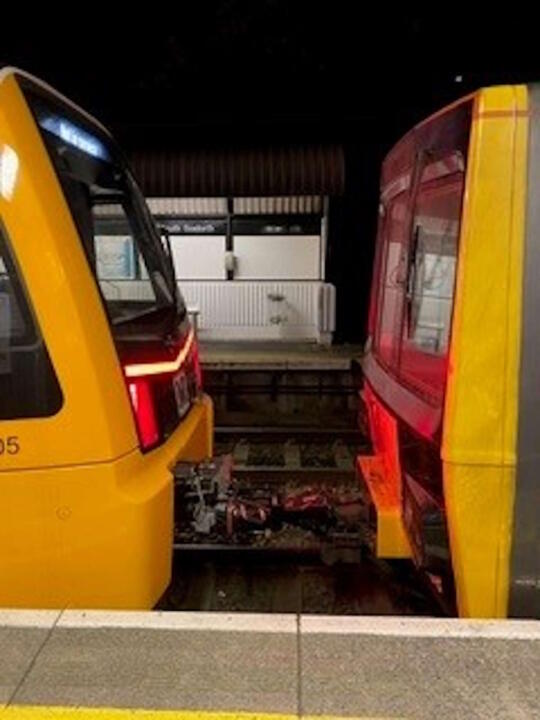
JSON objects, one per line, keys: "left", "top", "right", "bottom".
{"left": 127, "top": 377, "right": 160, "bottom": 451}
{"left": 121, "top": 329, "right": 202, "bottom": 452}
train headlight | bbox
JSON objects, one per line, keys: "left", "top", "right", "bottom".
{"left": 0, "top": 145, "right": 19, "bottom": 201}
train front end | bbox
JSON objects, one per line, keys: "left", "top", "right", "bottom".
{"left": 359, "top": 85, "right": 539, "bottom": 618}
{"left": 0, "top": 68, "right": 213, "bottom": 609}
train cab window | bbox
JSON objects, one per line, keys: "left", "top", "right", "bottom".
{"left": 0, "top": 227, "right": 62, "bottom": 419}
{"left": 400, "top": 154, "right": 465, "bottom": 401}
{"left": 58, "top": 166, "right": 177, "bottom": 327}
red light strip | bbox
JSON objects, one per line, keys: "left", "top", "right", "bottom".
{"left": 124, "top": 329, "right": 195, "bottom": 378}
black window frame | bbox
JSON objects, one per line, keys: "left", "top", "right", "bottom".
{"left": 0, "top": 220, "right": 63, "bottom": 420}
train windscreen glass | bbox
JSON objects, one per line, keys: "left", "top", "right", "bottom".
{"left": 22, "top": 85, "right": 182, "bottom": 327}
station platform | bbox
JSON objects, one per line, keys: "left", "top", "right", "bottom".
{"left": 199, "top": 342, "right": 363, "bottom": 371}
{"left": 1, "top": 610, "right": 539, "bottom": 719}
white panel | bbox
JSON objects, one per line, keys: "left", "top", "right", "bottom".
{"left": 234, "top": 236, "right": 321, "bottom": 280}
{"left": 178, "top": 281, "right": 336, "bottom": 343}
{"left": 113, "top": 280, "right": 336, "bottom": 339}
{"left": 171, "top": 235, "right": 226, "bottom": 280}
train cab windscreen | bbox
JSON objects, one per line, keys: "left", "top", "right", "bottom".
{"left": 22, "top": 84, "right": 185, "bottom": 328}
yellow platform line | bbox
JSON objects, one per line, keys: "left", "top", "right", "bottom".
{"left": 0, "top": 707, "right": 404, "bottom": 720}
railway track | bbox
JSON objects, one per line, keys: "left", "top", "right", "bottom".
{"left": 165, "top": 360, "right": 446, "bottom": 616}
{"left": 215, "top": 425, "right": 369, "bottom": 477}
{"left": 173, "top": 423, "right": 371, "bottom": 557}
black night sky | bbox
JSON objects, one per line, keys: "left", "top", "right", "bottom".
{"left": 2, "top": 4, "right": 538, "bottom": 341}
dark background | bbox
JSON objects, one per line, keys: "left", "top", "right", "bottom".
{"left": 2, "top": 4, "right": 537, "bottom": 341}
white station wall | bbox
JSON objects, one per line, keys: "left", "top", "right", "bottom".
{"left": 233, "top": 235, "right": 321, "bottom": 280}
{"left": 171, "top": 235, "right": 226, "bottom": 280}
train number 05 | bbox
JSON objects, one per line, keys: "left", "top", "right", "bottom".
{"left": 0, "top": 436, "right": 20, "bottom": 455}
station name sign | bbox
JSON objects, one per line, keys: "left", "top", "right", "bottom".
{"left": 159, "top": 219, "right": 227, "bottom": 235}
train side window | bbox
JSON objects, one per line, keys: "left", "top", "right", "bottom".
{"left": 374, "top": 190, "right": 410, "bottom": 375}
{"left": 0, "top": 225, "right": 63, "bottom": 419}
{"left": 399, "top": 156, "right": 465, "bottom": 401}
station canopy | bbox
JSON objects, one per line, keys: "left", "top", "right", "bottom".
{"left": 129, "top": 144, "right": 345, "bottom": 198}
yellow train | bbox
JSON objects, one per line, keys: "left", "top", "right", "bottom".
{"left": 0, "top": 68, "right": 213, "bottom": 609}
{"left": 359, "top": 84, "right": 539, "bottom": 618}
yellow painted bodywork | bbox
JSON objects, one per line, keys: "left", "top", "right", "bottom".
{"left": 0, "top": 70, "right": 214, "bottom": 608}
{"left": 0, "top": 395, "right": 213, "bottom": 609}
{"left": 442, "top": 86, "right": 528, "bottom": 617}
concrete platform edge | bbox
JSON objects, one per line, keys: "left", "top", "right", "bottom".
{"left": 0, "top": 610, "right": 539, "bottom": 639}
